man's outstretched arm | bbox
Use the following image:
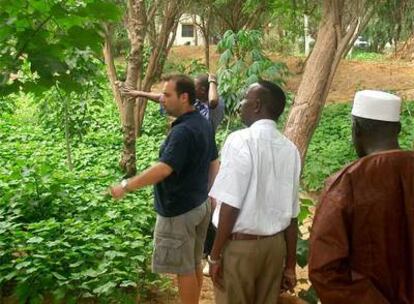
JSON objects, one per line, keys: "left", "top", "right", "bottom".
{"left": 110, "top": 162, "right": 172, "bottom": 199}
{"left": 117, "top": 82, "right": 162, "bottom": 103}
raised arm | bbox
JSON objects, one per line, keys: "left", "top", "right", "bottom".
{"left": 208, "top": 74, "right": 219, "bottom": 109}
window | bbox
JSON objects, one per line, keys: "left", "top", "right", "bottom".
{"left": 181, "top": 24, "right": 194, "bottom": 38}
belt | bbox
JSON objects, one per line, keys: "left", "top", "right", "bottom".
{"left": 229, "top": 232, "right": 277, "bottom": 241}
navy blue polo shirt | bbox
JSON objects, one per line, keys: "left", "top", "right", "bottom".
{"left": 154, "top": 110, "right": 218, "bottom": 217}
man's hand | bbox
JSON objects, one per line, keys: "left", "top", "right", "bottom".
{"left": 109, "top": 184, "right": 125, "bottom": 200}
{"left": 116, "top": 81, "right": 139, "bottom": 97}
{"left": 281, "top": 267, "right": 297, "bottom": 293}
{"left": 208, "top": 73, "right": 217, "bottom": 84}
{"left": 209, "top": 261, "right": 224, "bottom": 291}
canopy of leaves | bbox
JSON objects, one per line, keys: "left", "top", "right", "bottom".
{"left": 362, "top": 0, "right": 414, "bottom": 52}
{"left": 217, "top": 30, "right": 288, "bottom": 115}
{"left": 0, "top": 0, "right": 121, "bottom": 95}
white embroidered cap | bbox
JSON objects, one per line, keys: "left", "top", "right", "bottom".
{"left": 352, "top": 90, "right": 401, "bottom": 122}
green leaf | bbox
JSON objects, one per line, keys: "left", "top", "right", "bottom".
{"left": 93, "top": 281, "right": 117, "bottom": 295}
{"left": 27, "top": 236, "right": 44, "bottom": 243}
{"left": 120, "top": 280, "right": 137, "bottom": 288}
{"left": 52, "top": 272, "right": 67, "bottom": 281}
{"left": 66, "top": 26, "right": 101, "bottom": 53}
{"left": 80, "top": 1, "right": 121, "bottom": 21}
{"left": 297, "top": 238, "right": 309, "bottom": 268}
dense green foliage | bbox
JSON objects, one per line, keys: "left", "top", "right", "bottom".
{"left": 164, "top": 59, "right": 208, "bottom": 77}
{"left": 0, "top": 94, "right": 168, "bottom": 303}
{"left": 0, "top": 0, "right": 120, "bottom": 95}
{"left": 363, "top": 0, "right": 414, "bottom": 52}
{"left": 2, "top": 88, "right": 413, "bottom": 302}
{"left": 216, "top": 30, "right": 288, "bottom": 115}
{"left": 303, "top": 102, "right": 414, "bottom": 191}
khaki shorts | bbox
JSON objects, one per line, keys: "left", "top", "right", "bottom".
{"left": 152, "top": 201, "right": 211, "bottom": 274}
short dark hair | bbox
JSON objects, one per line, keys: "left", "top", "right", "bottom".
{"left": 257, "top": 80, "right": 286, "bottom": 119}
{"left": 162, "top": 74, "right": 196, "bottom": 105}
{"left": 195, "top": 74, "right": 209, "bottom": 90}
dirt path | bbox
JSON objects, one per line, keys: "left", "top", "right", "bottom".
{"left": 285, "top": 57, "right": 414, "bottom": 102}
{"left": 152, "top": 269, "right": 308, "bottom": 304}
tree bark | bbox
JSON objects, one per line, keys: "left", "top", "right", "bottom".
{"left": 119, "top": 0, "right": 147, "bottom": 177}
{"left": 283, "top": 0, "right": 372, "bottom": 163}
{"left": 134, "top": 2, "right": 184, "bottom": 135}
{"left": 204, "top": 30, "right": 210, "bottom": 69}
{"left": 103, "top": 23, "right": 124, "bottom": 124}
{"left": 200, "top": 7, "right": 212, "bottom": 69}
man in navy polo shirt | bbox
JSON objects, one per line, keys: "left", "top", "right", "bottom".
{"left": 110, "top": 74, "right": 219, "bottom": 304}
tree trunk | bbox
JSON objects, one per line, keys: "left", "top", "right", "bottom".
{"left": 283, "top": 0, "right": 371, "bottom": 162}
{"left": 134, "top": 3, "right": 183, "bottom": 135}
{"left": 103, "top": 23, "right": 124, "bottom": 125}
{"left": 119, "top": 0, "right": 146, "bottom": 177}
{"left": 204, "top": 33, "right": 210, "bottom": 69}
{"left": 56, "top": 87, "right": 73, "bottom": 171}
{"left": 63, "top": 94, "right": 73, "bottom": 171}
{"left": 193, "top": 15, "right": 198, "bottom": 46}
{"left": 203, "top": 8, "right": 212, "bottom": 69}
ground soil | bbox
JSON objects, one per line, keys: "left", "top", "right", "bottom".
{"left": 169, "top": 46, "right": 414, "bottom": 102}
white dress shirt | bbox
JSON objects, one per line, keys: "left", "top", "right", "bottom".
{"left": 209, "top": 119, "right": 301, "bottom": 235}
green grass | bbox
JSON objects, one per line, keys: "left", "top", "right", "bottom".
{"left": 347, "top": 50, "right": 387, "bottom": 62}
{"left": 302, "top": 101, "right": 414, "bottom": 191}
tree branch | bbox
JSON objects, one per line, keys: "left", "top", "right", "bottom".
{"left": 103, "top": 23, "right": 124, "bottom": 123}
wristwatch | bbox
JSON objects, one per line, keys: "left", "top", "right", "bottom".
{"left": 207, "top": 255, "right": 221, "bottom": 265}
{"left": 208, "top": 74, "right": 217, "bottom": 84}
{"left": 121, "top": 179, "right": 129, "bottom": 191}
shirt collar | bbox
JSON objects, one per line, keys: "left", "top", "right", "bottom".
{"left": 250, "top": 119, "right": 277, "bottom": 129}
{"left": 172, "top": 110, "right": 198, "bottom": 127}
{"left": 195, "top": 99, "right": 208, "bottom": 107}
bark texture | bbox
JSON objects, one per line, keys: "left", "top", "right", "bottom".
{"left": 119, "top": 0, "right": 146, "bottom": 177}
{"left": 284, "top": 0, "right": 373, "bottom": 163}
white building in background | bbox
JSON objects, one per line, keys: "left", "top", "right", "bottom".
{"left": 173, "top": 14, "right": 206, "bottom": 46}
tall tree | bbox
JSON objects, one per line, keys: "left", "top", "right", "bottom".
{"left": 103, "top": 0, "right": 189, "bottom": 176}
{"left": 190, "top": 1, "right": 214, "bottom": 69}
{"left": 284, "top": 0, "right": 375, "bottom": 161}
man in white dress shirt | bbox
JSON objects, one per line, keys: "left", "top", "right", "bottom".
{"left": 208, "top": 80, "right": 301, "bottom": 304}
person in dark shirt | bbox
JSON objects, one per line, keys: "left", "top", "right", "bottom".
{"left": 194, "top": 73, "right": 224, "bottom": 132}
{"left": 309, "top": 90, "right": 414, "bottom": 304}
{"left": 117, "top": 73, "right": 224, "bottom": 132}
{"left": 110, "top": 74, "right": 219, "bottom": 304}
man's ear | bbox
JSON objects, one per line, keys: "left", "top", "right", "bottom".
{"left": 179, "top": 92, "right": 189, "bottom": 104}
{"left": 254, "top": 99, "right": 261, "bottom": 113}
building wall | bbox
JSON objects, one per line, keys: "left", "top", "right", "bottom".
{"left": 173, "top": 14, "right": 205, "bottom": 46}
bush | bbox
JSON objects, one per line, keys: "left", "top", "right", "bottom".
{"left": 0, "top": 95, "right": 167, "bottom": 303}
{"left": 303, "top": 101, "right": 414, "bottom": 191}
{"left": 216, "top": 30, "right": 288, "bottom": 116}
